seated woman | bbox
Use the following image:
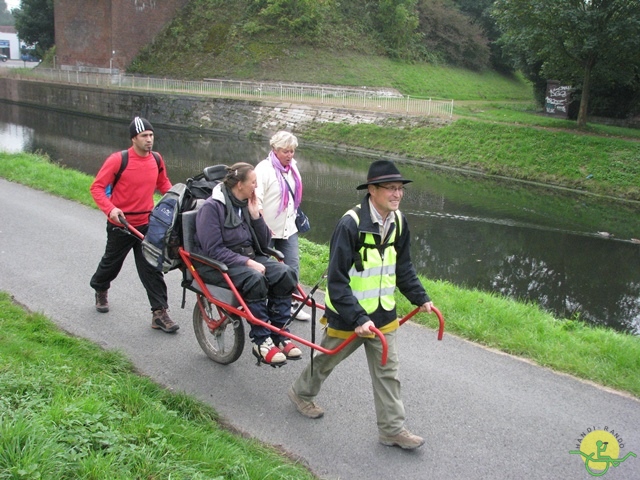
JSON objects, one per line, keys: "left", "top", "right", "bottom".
{"left": 193, "top": 162, "right": 302, "bottom": 366}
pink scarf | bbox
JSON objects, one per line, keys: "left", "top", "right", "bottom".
{"left": 270, "top": 150, "right": 302, "bottom": 214}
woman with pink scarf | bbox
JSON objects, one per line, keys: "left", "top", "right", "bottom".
{"left": 255, "top": 131, "right": 311, "bottom": 321}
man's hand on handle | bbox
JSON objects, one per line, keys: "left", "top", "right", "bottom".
{"left": 356, "top": 320, "right": 375, "bottom": 337}
{"left": 109, "top": 208, "right": 124, "bottom": 224}
{"left": 418, "top": 301, "right": 434, "bottom": 313}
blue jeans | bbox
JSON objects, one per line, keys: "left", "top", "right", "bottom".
{"left": 271, "top": 234, "right": 299, "bottom": 276}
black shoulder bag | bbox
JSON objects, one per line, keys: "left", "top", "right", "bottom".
{"left": 283, "top": 175, "right": 310, "bottom": 233}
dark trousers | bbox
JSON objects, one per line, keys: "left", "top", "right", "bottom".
{"left": 90, "top": 222, "right": 168, "bottom": 311}
{"left": 196, "top": 255, "right": 296, "bottom": 344}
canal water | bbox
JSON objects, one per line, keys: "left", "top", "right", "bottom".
{"left": 1, "top": 103, "right": 639, "bottom": 335}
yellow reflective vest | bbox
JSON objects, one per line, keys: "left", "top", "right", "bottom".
{"left": 325, "top": 206, "right": 401, "bottom": 316}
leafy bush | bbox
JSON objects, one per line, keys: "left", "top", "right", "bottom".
{"left": 250, "top": 0, "right": 332, "bottom": 40}
{"left": 370, "top": 0, "right": 420, "bottom": 59}
{"left": 417, "top": 0, "right": 490, "bottom": 71}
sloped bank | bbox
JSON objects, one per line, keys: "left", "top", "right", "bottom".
{"left": 0, "top": 76, "right": 448, "bottom": 138}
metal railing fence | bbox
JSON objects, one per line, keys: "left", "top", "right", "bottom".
{"left": 17, "top": 69, "right": 454, "bottom": 118}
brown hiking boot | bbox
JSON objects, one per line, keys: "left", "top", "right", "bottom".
{"left": 95, "top": 290, "right": 109, "bottom": 313}
{"left": 288, "top": 387, "right": 324, "bottom": 419}
{"left": 151, "top": 308, "right": 179, "bottom": 333}
{"left": 379, "top": 428, "right": 425, "bottom": 450}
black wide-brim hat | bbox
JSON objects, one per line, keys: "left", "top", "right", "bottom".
{"left": 356, "top": 160, "right": 413, "bottom": 190}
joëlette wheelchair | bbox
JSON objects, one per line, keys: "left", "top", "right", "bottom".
{"left": 179, "top": 208, "right": 444, "bottom": 367}
{"left": 131, "top": 165, "right": 445, "bottom": 367}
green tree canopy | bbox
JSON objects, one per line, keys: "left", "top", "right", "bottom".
{"left": 13, "top": 0, "right": 54, "bottom": 57}
{"left": 417, "top": 0, "right": 490, "bottom": 71}
{"left": 248, "top": 0, "right": 329, "bottom": 38}
{"left": 493, "top": 0, "right": 640, "bottom": 127}
{"left": 451, "top": 0, "right": 512, "bottom": 73}
{"left": 372, "top": 0, "right": 420, "bottom": 59}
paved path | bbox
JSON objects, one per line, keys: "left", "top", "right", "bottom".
{"left": 1, "top": 178, "right": 638, "bottom": 480}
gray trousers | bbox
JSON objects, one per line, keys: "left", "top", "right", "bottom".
{"left": 292, "top": 329, "right": 406, "bottom": 436}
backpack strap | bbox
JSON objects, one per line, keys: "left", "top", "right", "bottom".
{"left": 111, "top": 150, "right": 162, "bottom": 192}
{"left": 111, "top": 150, "right": 129, "bottom": 192}
{"left": 151, "top": 151, "right": 163, "bottom": 173}
{"left": 349, "top": 206, "right": 402, "bottom": 272}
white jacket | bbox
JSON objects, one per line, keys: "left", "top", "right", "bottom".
{"left": 254, "top": 158, "right": 300, "bottom": 239}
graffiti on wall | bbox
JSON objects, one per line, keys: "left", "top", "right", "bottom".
{"left": 545, "top": 81, "right": 572, "bottom": 118}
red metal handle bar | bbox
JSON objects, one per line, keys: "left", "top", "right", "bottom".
{"left": 180, "top": 248, "right": 439, "bottom": 364}
{"left": 211, "top": 304, "right": 390, "bottom": 366}
{"left": 321, "top": 326, "right": 388, "bottom": 365}
{"left": 118, "top": 215, "right": 145, "bottom": 240}
{"left": 193, "top": 281, "right": 390, "bottom": 366}
{"left": 399, "top": 306, "right": 445, "bottom": 340}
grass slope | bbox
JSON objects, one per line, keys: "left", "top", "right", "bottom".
{"left": 129, "top": 1, "right": 532, "bottom": 101}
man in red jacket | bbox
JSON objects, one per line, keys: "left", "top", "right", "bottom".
{"left": 89, "top": 117, "right": 178, "bottom": 333}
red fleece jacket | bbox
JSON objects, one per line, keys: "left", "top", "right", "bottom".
{"left": 90, "top": 147, "right": 172, "bottom": 227}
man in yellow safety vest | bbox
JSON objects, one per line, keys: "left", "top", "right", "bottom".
{"left": 288, "top": 160, "right": 435, "bottom": 450}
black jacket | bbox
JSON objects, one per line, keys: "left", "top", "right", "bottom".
{"left": 325, "top": 194, "right": 430, "bottom": 332}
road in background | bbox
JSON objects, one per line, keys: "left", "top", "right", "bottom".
{"left": 0, "top": 58, "right": 39, "bottom": 69}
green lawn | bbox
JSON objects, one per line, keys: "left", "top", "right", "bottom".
{"left": 0, "top": 292, "right": 316, "bottom": 479}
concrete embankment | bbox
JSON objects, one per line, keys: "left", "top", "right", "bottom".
{"left": 0, "top": 76, "right": 447, "bottom": 138}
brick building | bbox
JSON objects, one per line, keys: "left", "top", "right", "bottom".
{"left": 54, "top": 0, "right": 189, "bottom": 71}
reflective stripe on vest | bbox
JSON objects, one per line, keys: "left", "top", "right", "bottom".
{"left": 326, "top": 206, "right": 401, "bottom": 315}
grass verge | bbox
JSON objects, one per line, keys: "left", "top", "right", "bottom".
{"left": 1, "top": 152, "right": 639, "bottom": 401}
{"left": 0, "top": 292, "right": 316, "bottom": 479}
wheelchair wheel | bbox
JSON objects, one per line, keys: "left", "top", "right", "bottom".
{"left": 192, "top": 296, "right": 245, "bottom": 365}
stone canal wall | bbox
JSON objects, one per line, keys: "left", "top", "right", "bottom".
{"left": 0, "top": 77, "right": 447, "bottom": 138}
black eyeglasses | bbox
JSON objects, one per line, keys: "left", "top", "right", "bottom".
{"left": 376, "top": 184, "right": 406, "bottom": 193}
